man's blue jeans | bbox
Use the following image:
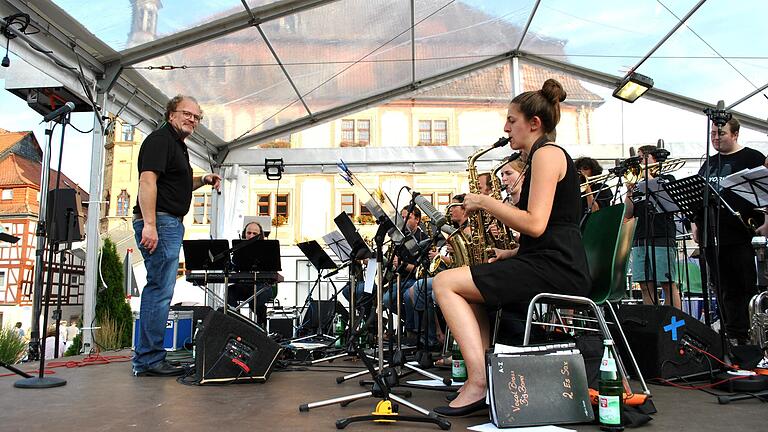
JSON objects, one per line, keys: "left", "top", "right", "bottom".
{"left": 132, "top": 214, "right": 184, "bottom": 372}
{"left": 407, "top": 277, "right": 438, "bottom": 345}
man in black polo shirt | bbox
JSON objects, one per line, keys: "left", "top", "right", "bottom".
{"left": 132, "top": 95, "right": 221, "bottom": 377}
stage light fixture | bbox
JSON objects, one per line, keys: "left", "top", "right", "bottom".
{"left": 263, "top": 158, "right": 285, "bottom": 181}
{"left": 612, "top": 72, "right": 654, "bottom": 103}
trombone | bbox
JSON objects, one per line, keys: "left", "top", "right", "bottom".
{"left": 580, "top": 158, "right": 686, "bottom": 198}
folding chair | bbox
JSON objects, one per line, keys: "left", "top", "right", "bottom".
{"left": 521, "top": 204, "right": 650, "bottom": 396}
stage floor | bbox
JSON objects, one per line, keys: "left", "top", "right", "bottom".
{"left": 1, "top": 352, "right": 764, "bottom": 432}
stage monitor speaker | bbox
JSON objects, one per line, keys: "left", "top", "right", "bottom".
{"left": 46, "top": 188, "right": 85, "bottom": 243}
{"left": 195, "top": 309, "right": 282, "bottom": 385}
{"left": 616, "top": 304, "right": 723, "bottom": 379}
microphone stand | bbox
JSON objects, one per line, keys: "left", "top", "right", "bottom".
{"left": 16, "top": 112, "right": 72, "bottom": 389}
{"left": 700, "top": 105, "right": 732, "bottom": 361}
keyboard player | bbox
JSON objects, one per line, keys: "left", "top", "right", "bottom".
{"left": 227, "top": 221, "right": 283, "bottom": 326}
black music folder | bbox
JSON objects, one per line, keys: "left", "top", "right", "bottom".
{"left": 232, "top": 239, "right": 282, "bottom": 272}
{"left": 297, "top": 240, "right": 337, "bottom": 271}
{"left": 487, "top": 345, "right": 594, "bottom": 428}
{"left": 183, "top": 240, "right": 230, "bottom": 271}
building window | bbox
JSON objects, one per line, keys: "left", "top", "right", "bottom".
{"left": 122, "top": 124, "right": 134, "bottom": 142}
{"left": 0, "top": 270, "right": 5, "bottom": 287}
{"left": 418, "top": 119, "right": 448, "bottom": 145}
{"left": 193, "top": 193, "right": 212, "bottom": 225}
{"left": 1, "top": 189, "right": 12, "bottom": 200}
{"left": 116, "top": 190, "right": 131, "bottom": 216}
{"left": 359, "top": 202, "right": 372, "bottom": 217}
{"left": 340, "top": 119, "right": 370, "bottom": 147}
{"left": 276, "top": 194, "right": 289, "bottom": 219}
{"left": 341, "top": 193, "right": 355, "bottom": 216}
{"left": 437, "top": 192, "right": 452, "bottom": 211}
{"left": 357, "top": 120, "right": 370, "bottom": 146}
{"left": 257, "top": 194, "right": 271, "bottom": 216}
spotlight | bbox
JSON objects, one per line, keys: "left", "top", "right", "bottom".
{"left": 263, "top": 158, "right": 285, "bottom": 181}
{"left": 612, "top": 72, "right": 654, "bottom": 103}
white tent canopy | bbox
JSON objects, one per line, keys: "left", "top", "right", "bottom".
{"left": 3, "top": 0, "right": 767, "bottom": 351}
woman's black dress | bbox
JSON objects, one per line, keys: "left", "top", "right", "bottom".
{"left": 471, "top": 138, "right": 590, "bottom": 307}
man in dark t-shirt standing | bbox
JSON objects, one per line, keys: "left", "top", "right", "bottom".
{"left": 693, "top": 118, "right": 764, "bottom": 344}
{"left": 132, "top": 95, "right": 221, "bottom": 376}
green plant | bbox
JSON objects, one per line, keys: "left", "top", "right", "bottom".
{"left": 64, "top": 318, "right": 83, "bottom": 357}
{"left": 0, "top": 326, "right": 27, "bottom": 365}
{"left": 96, "top": 238, "right": 133, "bottom": 348}
{"left": 94, "top": 310, "right": 126, "bottom": 350}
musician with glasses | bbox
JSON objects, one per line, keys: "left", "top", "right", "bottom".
{"left": 624, "top": 145, "right": 680, "bottom": 309}
{"left": 693, "top": 117, "right": 765, "bottom": 345}
{"left": 132, "top": 95, "right": 222, "bottom": 377}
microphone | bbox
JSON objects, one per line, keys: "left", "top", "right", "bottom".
{"left": 657, "top": 139, "right": 664, "bottom": 149}
{"left": 710, "top": 99, "right": 731, "bottom": 128}
{"left": 629, "top": 147, "right": 636, "bottom": 157}
{"left": 42, "top": 102, "right": 76, "bottom": 122}
{"left": 414, "top": 194, "right": 447, "bottom": 228}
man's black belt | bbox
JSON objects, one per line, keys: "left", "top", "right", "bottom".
{"left": 132, "top": 211, "right": 183, "bottom": 222}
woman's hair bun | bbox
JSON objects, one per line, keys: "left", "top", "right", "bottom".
{"left": 540, "top": 78, "right": 566, "bottom": 103}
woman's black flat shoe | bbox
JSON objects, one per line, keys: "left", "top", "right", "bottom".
{"left": 433, "top": 398, "right": 488, "bottom": 417}
{"left": 445, "top": 391, "right": 459, "bottom": 402}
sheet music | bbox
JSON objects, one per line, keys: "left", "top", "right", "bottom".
{"left": 723, "top": 166, "right": 768, "bottom": 207}
{"left": 635, "top": 178, "right": 680, "bottom": 213}
{"left": 364, "top": 259, "right": 377, "bottom": 294}
{"left": 322, "top": 230, "right": 352, "bottom": 262}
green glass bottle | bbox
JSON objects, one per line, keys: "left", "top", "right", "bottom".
{"left": 598, "top": 339, "right": 624, "bottom": 431}
{"left": 333, "top": 314, "right": 345, "bottom": 348}
{"left": 451, "top": 339, "right": 467, "bottom": 383}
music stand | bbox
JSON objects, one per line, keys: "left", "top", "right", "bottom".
{"left": 293, "top": 240, "right": 339, "bottom": 343}
{"left": 232, "top": 239, "right": 282, "bottom": 272}
{"left": 182, "top": 240, "right": 231, "bottom": 313}
{"left": 636, "top": 177, "right": 681, "bottom": 215}
{"left": 183, "top": 240, "right": 230, "bottom": 271}
{"left": 227, "top": 239, "right": 282, "bottom": 323}
{"left": 665, "top": 174, "right": 742, "bottom": 351}
{"left": 721, "top": 166, "right": 768, "bottom": 209}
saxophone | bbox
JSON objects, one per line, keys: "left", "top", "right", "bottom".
{"left": 466, "top": 137, "right": 511, "bottom": 264}
{"left": 489, "top": 155, "right": 516, "bottom": 250}
{"left": 441, "top": 206, "right": 470, "bottom": 268}
{"left": 415, "top": 218, "right": 445, "bottom": 278}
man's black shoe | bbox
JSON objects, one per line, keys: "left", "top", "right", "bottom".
{"left": 133, "top": 361, "right": 185, "bottom": 377}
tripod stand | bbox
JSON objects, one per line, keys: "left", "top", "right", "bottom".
{"left": 299, "top": 217, "right": 450, "bottom": 430}
{"left": 293, "top": 241, "right": 340, "bottom": 344}
{"left": 16, "top": 109, "right": 74, "bottom": 389}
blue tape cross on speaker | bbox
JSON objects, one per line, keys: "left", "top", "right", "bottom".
{"left": 664, "top": 315, "right": 686, "bottom": 341}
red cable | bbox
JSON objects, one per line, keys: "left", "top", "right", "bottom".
{"left": 653, "top": 375, "right": 748, "bottom": 390}
{"left": 1, "top": 351, "right": 132, "bottom": 377}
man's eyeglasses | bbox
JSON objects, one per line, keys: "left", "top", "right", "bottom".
{"left": 174, "top": 110, "right": 203, "bottom": 122}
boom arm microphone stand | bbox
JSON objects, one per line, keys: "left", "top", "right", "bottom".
{"left": 299, "top": 217, "right": 450, "bottom": 430}
{"left": 16, "top": 110, "right": 74, "bottom": 389}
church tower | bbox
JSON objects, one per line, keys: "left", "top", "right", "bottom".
{"left": 126, "top": 0, "right": 163, "bottom": 48}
